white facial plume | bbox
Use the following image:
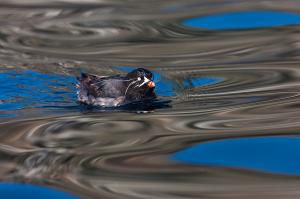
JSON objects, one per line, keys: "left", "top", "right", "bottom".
{"left": 137, "top": 76, "right": 150, "bottom": 87}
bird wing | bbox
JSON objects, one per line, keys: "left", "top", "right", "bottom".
{"left": 79, "top": 73, "right": 127, "bottom": 98}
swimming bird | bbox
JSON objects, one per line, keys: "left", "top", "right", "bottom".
{"left": 76, "top": 68, "right": 156, "bottom": 107}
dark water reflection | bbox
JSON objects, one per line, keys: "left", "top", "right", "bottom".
{"left": 1, "top": 0, "right": 300, "bottom": 198}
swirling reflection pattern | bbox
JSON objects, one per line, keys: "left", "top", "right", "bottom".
{"left": 2, "top": 112, "right": 300, "bottom": 199}
{"left": 0, "top": 0, "right": 300, "bottom": 66}
{"left": 1, "top": 0, "right": 300, "bottom": 198}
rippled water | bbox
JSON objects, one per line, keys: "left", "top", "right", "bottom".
{"left": 2, "top": 0, "right": 300, "bottom": 198}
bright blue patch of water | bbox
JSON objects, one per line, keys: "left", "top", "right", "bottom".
{"left": 0, "top": 70, "right": 77, "bottom": 117}
{"left": 0, "top": 183, "right": 79, "bottom": 199}
{"left": 171, "top": 136, "right": 300, "bottom": 175}
{"left": 183, "top": 11, "right": 300, "bottom": 30}
{"left": 183, "top": 77, "right": 223, "bottom": 88}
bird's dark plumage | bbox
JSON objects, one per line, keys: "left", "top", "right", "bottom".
{"left": 76, "top": 68, "right": 156, "bottom": 107}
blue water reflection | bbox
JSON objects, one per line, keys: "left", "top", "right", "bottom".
{"left": 0, "top": 70, "right": 77, "bottom": 117}
{"left": 182, "top": 77, "right": 223, "bottom": 89}
{"left": 183, "top": 11, "right": 300, "bottom": 30}
{"left": 171, "top": 136, "right": 300, "bottom": 175}
{"left": 0, "top": 183, "right": 79, "bottom": 199}
{"left": 0, "top": 68, "right": 223, "bottom": 116}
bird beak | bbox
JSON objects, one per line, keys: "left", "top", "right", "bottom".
{"left": 147, "top": 81, "right": 155, "bottom": 88}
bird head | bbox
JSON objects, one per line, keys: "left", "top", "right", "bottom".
{"left": 125, "top": 68, "right": 156, "bottom": 100}
{"left": 126, "top": 68, "right": 155, "bottom": 89}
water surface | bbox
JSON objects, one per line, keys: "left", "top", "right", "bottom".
{"left": 1, "top": 0, "right": 300, "bottom": 198}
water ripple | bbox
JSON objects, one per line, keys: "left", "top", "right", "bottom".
{"left": 1, "top": 1, "right": 300, "bottom": 198}
{"left": 0, "top": 1, "right": 300, "bottom": 66}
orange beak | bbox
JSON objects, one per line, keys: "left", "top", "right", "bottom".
{"left": 147, "top": 81, "right": 155, "bottom": 88}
